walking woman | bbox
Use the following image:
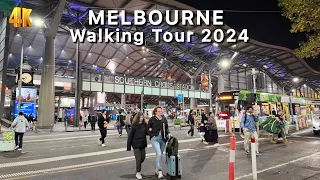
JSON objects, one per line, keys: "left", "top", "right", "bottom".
{"left": 187, "top": 110, "right": 195, "bottom": 137}
{"left": 127, "top": 112, "right": 148, "bottom": 179}
{"left": 148, "top": 106, "right": 171, "bottom": 179}
{"left": 97, "top": 110, "right": 109, "bottom": 147}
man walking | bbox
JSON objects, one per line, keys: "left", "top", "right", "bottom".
{"left": 241, "top": 106, "right": 260, "bottom": 155}
{"left": 271, "top": 110, "right": 289, "bottom": 144}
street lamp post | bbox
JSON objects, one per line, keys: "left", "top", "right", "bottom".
{"left": 17, "top": 38, "right": 24, "bottom": 113}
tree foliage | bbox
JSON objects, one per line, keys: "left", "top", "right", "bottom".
{"left": 278, "top": 0, "right": 320, "bottom": 58}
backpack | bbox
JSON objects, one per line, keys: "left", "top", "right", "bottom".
{"left": 166, "top": 136, "right": 179, "bottom": 157}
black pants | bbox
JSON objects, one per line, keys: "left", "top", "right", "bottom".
{"left": 188, "top": 125, "right": 194, "bottom": 136}
{"left": 15, "top": 132, "right": 24, "bottom": 149}
{"left": 91, "top": 122, "right": 96, "bottom": 131}
{"left": 84, "top": 122, "right": 88, "bottom": 128}
{"left": 99, "top": 128, "right": 107, "bottom": 144}
{"left": 134, "top": 148, "right": 146, "bottom": 172}
{"left": 125, "top": 125, "right": 131, "bottom": 134}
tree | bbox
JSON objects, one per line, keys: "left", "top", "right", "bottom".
{"left": 278, "top": 0, "right": 320, "bottom": 58}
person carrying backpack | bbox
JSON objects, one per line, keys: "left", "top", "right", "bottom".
{"left": 125, "top": 112, "right": 132, "bottom": 134}
{"left": 127, "top": 112, "right": 148, "bottom": 180}
{"left": 241, "top": 106, "right": 259, "bottom": 155}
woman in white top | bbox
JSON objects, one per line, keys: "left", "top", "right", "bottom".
{"left": 11, "top": 112, "right": 29, "bottom": 151}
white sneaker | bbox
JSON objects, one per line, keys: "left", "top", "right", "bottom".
{"left": 15, "top": 146, "right": 19, "bottom": 150}
{"left": 102, "top": 144, "right": 106, "bottom": 147}
{"left": 158, "top": 171, "right": 164, "bottom": 179}
{"left": 18, "top": 148, "right": 22, "bottom": 151}
{"left": 136, "top": 172, "right": 142, "bottom": 179}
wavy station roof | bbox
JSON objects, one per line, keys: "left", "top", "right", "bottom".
{"left": 6, "top": 0, "right": 320, "bottom": 104}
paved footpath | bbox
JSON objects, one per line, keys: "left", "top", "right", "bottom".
{"left": 0, "top": 127, "right": 319, "bottom": 180}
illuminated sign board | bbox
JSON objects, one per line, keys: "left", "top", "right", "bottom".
{"left": 9, "top": 7, "right": 32, "bottom": 27}
{"left": 218, "top": 91, "right": 240, "bottom": 101}
{"left": 220, "top": 96, "right": 233, "bottom": 100}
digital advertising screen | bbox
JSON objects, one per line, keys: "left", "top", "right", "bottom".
{"left": 14, "top": 102, "right": 36, "bottom": 118}
{"left": 16, "top": 87, "right": 37, "bottom": 102}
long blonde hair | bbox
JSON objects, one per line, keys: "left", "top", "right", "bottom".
{"left": 132, "top": 112, "right": 145, "bottom": 124}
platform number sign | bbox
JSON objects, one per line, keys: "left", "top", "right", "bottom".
{"left": 9, "top": 7, "right": 32, "bottom": 28}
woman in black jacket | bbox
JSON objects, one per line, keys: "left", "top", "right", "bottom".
{"left": 127, "top": 112, "right": 148, "bottom": 180}
{"left": 148, "top": 106, "right": 171, "bottom": 179}
{"left": 97, "top": 110, "right": 109, "bottom": 147}
{"left": 187, "top": 110, "right": 195, "bottom": 137}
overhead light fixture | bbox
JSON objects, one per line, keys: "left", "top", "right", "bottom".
{"left": 146, "top": 49, "right": 149, "bottom": 52}
{"left": 111, "top": 70, "right": 115, "bottom": 74}
{"left": 291, "top": 89, "right": 295, "bottom": 92}
{"left": 143, "top": 58, "right": 146, "bottom": 60}
{"left": 263, "top": 65, "right": 268, "bottom": 69}
{"left": 220, "top": 59, "right": 230, "bottom": 68}
{"left": 126, "top": 56, "right": 128, "bottom": 59}
{"left": 144, "top": 65, "right": 147, "bottom": 68}
{"left": 213, "top": 43, "right": 218, "bottom": 47}
{"left": 243, "top": 64, "right": 247, "bottom": 67}
{"left": 29, "top": 45, "right": 32, "bottom": 48}
{"left": 16, "top": 34, "right": 20, "bottom": 36}
{"left": 9, "top": 53, "right": 12, "bottom": 56}
{"left": 142, "top": 46, "right": 145, "bottom": 50}
{"left": 127, "top": 69, "right": 129, "bottom": 72}
{"left": 303, "top": 84, "right": 307, "bottom": 87}
{"left": 68, "top": 60, "right": 71, "bottom": 63}
{"left": 32, "top": 17, "right": 44, "bottom": 27}
{"left": 293, "top": 77, "right": 299, "bottom": 82}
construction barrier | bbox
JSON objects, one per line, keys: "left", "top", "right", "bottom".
{"left": 229, "top": 134, "right": 236, "bottom": 180}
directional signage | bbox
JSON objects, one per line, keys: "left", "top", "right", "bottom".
{"left": 177, "top": 94, "right": 183, "bottom": 101}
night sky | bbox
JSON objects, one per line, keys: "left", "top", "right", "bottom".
{"left": 178, "top": 0, "right": 320, "bottom": 71}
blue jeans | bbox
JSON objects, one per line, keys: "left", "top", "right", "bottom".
{"left": 151, "top": 135, "right": 166, "bottom": 171}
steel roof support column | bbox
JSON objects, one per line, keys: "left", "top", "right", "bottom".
{"left": 74, "top": 41, "right": 82, "bottom": 128}
{"left": 0, "top": 15, "right": 10, "bottom": 119}
{"left": 38, "top": 0, "right": 66, "bottom": 129}
{"left": 209, "top": 70, "right": 213, "bottom": 113}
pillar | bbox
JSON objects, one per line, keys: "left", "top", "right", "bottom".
{"left": 89, "top": 93, "right": 94, "bottom": 114}
{"left": 190, "top": 77, "right": 196, "bottom": 109}
{"left": 208, "top": 70, "right": 212, "bottom": 113}
{"left": 0, "top": 15, "right": 10, "bottom": 119}
{"left": 218, "top": 74, "right": 224, "bottom": 93}
{"left": 215, "top": 74, "right": 225, "bottom": 115}
{"left": 121, "top": 93, "right": 126, "bottom": 106}
{"left": 74, "top": 41, "right": 82, "bottom": 127}
{"left": 38, "top": 37, "right": 55, "bottom": 129}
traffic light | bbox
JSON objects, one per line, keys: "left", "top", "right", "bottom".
{"left": 143, "top": 103, "right": 147, "bottom": 109}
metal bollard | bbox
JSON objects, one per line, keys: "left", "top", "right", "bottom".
{"left": 229, "top": 134, "right": 236, "bottom": 180}
{"left": 251, "top": 138, "right": 257, "bottom": 180}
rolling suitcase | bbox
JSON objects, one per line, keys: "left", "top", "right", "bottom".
{"left": 166, "top": 154, "right": 182, "bottom": 179}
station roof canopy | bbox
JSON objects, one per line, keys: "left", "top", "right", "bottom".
{"left": 7, "top": 0, "right": 320, "bottom": 96}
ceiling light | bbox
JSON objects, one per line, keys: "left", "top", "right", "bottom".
{"left": 127, "top": 69, "right": 129, "bottom": 72}
{"left": 16, "top": 34, "right": 20, "bottom": 36}
{"left": 243, "top": 64, "right": 247, "bottom": 67}
{"left": 303, "top": 84, "right": 307, "bottom": 87}
{"left": 126, "top": 56, "right": 128, "bottom": 59}
{"left": 68, "top": 60, "right": 71, "bottom": 63}
{"left": 144, "top": 65, "right": 147, "bottom": 68}
{"left": 213, "top": 43, "right": 218, "bottom": 47}
{"left": 291, "top": 89, "right": 295, "bottom": 92}
{"left": 143, "top": 58, "right": 146, "bottom": 60}
{"left": 293, "top": 77, "right": 299, "bottom": 82}
{"left": 146, "top": 49, "right": 149, "bottom": 52}
{"left": 220, "top": 59, "right": 230, "bottom": 68}
{"left": 111, "top": 70, "right": 115, "bottom": 74}
{"left": 263, "top": 65, "right": 268, "bottom": 69}
{"left": 9, "top": 53, "right": 12, "bottom": 56}
{"left": 33, "top": 17, "right": 44, "bottom": 27}
{"left": 142, "top": 46, "right": 145, "bottom": 49}
{"left": 29, "top": 45, "right": 32, "bottom": 48}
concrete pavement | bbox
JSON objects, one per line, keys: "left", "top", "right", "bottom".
{"left": 0, "top": 127, "right": 319, "bottom": 180}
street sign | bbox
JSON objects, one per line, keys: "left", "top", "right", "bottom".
{"left": 177, "top": 94, "right": 183, "bottom": 101}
